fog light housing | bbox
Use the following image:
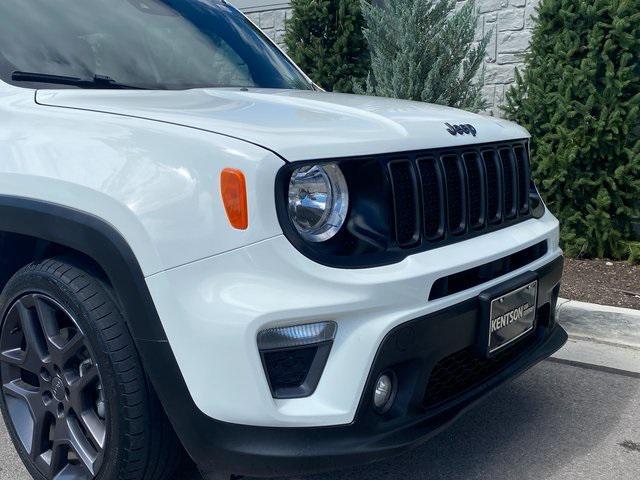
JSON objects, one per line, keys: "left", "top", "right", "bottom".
{"left": 373, "top": 372, "right": 396, "bottom": 414}
{"left": 258, "top": 322, "right": 337, "bottom": 399}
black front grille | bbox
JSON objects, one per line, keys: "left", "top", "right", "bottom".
{"left": 424, "top": 332, "right": 538, "bottom": 410}
{"left": 387, "top": 141, "right": 532, "bottom": 250}
{"left": 276, "top": 139, "right": 535, "bottom": 269}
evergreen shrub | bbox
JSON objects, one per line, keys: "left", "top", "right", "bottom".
{"left": 285, "top": 0, "right": 369, "bottom": 93}
{"left": 504, "top": 0, "right": 640, "bottom": 260}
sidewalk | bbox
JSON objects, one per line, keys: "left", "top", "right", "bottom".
{"left": 554, "top": 298, "right": 640, "bottom": 375}
{"left": 556, "top": 298, "right": 640, "bottom": 348}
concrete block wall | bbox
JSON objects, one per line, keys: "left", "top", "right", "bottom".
{"left": 244, "top": 8, "right": 292, "bottom": 50}
{"left": 243, "top": 0, "right": 541, "bottom": 112}
{"left": 473, "top": 0, "right": 540, "bottom": 112}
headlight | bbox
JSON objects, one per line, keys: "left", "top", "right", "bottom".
{"left": 287, "top": 163, "right": 349, "bottom": 242}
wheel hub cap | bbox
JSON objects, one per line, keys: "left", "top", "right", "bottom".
{"left": 51, "top": 376, "right": 65, "bottom": 402}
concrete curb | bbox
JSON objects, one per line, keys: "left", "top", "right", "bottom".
{"left": 556, "top": 298, "right": 640, "bottom": 349}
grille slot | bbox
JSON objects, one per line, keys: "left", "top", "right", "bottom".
{"left": 388, "top": 159, "right": 420, "bottom": 247}
{"left": 463, "top": 152, "right": 486, "bottom": 230}
{"left": 514, "top": 145, "right": 531, "bottom": 214}
{"left": 482, "top": 150, "right": 503, "bottom": 224}
{"left": 441, "top": 154, "right": 467, "bottom": 235}
{"left": 500, "top": 148, "right": 518, "bottom": 219}
{"left": 417, "top": 157, "right": 445, "bottom": 240}
{"left": 383, "top": 140, "right": 531, "bottom": 251}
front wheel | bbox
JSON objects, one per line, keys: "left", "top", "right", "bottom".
{"left": 0, "top": 258, "right": 180, "bottom": 480}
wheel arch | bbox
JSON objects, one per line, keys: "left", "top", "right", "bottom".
{"left": 0, "top": 195, "right": 206, "bottom": 447}
{"left": 0, "top": 195, "right": 168, "bottom": 344}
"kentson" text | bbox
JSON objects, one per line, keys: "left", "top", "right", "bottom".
{"left": 491, "top": 303, "right": 533, "bottom": 333}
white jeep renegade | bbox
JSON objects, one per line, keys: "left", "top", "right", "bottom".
{"left": 0, "top": 1, "right": 566, "bottom": 479}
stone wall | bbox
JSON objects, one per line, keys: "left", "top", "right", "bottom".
{"left": 474, "top": 0, "right": 540, "bottom": 112}
{"left": 244, "top": 8, "right": 292, "bottom": 52}
{"left": 243, "top": 0, "right": 541, "bottom": 112}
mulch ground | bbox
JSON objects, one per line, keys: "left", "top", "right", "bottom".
{"left": 560, "top": 258, "right": 640, "bottom": 310}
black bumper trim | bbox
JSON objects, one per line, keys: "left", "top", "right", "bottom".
{"left": 188, "top": 327, "right": 567, "bottom": 479}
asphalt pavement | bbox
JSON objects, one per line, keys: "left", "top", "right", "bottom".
{"left": 2, "top": 340, "right": 639, "bottom": 480}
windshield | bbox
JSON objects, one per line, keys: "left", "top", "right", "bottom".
{"left": 0, "top": 0, "right": 312, "bottom": 90}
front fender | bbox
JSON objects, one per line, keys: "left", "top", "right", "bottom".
{"left": 0, "top": 96, "right": 285, "bottom": 276}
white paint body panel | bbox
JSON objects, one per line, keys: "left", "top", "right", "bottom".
{"left": 36, "top": 88, "right": 529, "bottom": 161}
{"left": 0, "top": 78, "right": 560, "bottom": 427}
{"left": 0, "top": 84, "right": 284, "bottom": 276}
{"left": 146, "top": 211, "right": 560, "bottom": 426}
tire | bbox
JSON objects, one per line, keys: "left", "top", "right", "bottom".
{"left": 0, "top": 257, "right": 182, "bottom": 480}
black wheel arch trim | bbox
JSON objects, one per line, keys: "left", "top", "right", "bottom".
{"left": 0, "top": 195, "right": 167, "bottom": 343}
{"left": 0, "top": 195, "right": 201, "bottom": 475}
{"left": 0, "top": 196, "right": 201, "bottom": 426}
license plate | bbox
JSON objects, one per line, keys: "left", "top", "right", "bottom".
{"left": 487, "top": 280, "right": 538, "bottom": 354}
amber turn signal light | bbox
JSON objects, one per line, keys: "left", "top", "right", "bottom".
{"left": 221, "top": 168, "right": 248, "bottom": 230}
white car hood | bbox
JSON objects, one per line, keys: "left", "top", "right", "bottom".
{"left": 36, "top": 88, "right": 529, "bottom": 162}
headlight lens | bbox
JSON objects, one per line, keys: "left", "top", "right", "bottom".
{"left": 288, "top": 163, "right": 349, "bottom": 242}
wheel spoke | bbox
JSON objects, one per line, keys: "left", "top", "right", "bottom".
{"left": 3, "top": 380, "right": 42, "bottom": 412}
{"left": 34, "top": 297, "right": 61, "bottom": 349}
{"left": 27, "top": 404, "right": 53, "bottom": 461}
{"left": 54, "top": 462, "right": 91, "bottom": 480}
{"left": 79, "top": 410, "right": 106, "bottom": 449}
{"left": 65, "top": 416, "right": 99, "bottom": 476}
{"left": 58, "top": 333, "right": 86, "bottom": 366}
{"left": 68, "top": 363, "right": 106, "bottom": 448}
{"left": 34, "top": 450, "right": 51, "bottom": 477}
{"left": 2, "top": 379, "right": 51, "bottom": 459}
{"left": 14, "top": 301, "right": 48, "bottom": 373}
{"left": 0, "top": 348, "right": 25, "bottom": 368}
{"left": 68, "top": 364, "right": 99, "bottom": 402}
{"left": 34, "top": 296, "right": 86, "bottom": 367}
{"left": 35, "top": 442, "right": 67, "bottom": 479}
{"left": 0, "top": 345, "right": 45, "bottom": 376}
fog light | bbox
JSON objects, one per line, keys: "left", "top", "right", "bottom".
{"left": 258, "top": 322, "right": 337, "bottom": 399}
{"left": 373, "top": 372, "right": 396, "bottom": 413}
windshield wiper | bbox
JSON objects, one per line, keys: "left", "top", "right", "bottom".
{"left": 11, "top": 71, "right": 147, "bottom": 90}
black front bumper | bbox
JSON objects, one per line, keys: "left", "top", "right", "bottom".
{"left": 143, "top": 256, "right": 566, "bottom": 479}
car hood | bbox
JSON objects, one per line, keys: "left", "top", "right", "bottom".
{"left": 36, "top": 88, "right": 529, "bottom": 162}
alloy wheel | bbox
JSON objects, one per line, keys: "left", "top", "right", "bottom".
{"left": 0, "top": 293, "right": 106, "bottom": 479}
